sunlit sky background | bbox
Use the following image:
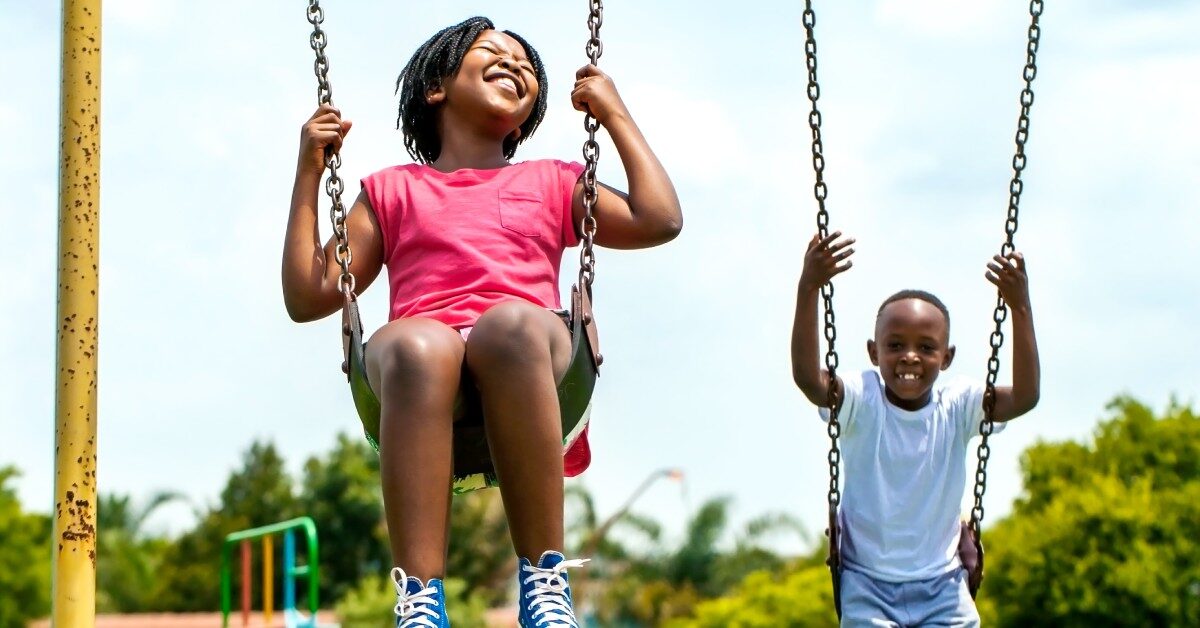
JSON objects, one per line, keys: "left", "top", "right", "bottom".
{"left": 4, "top": 0, "right": 1198, "bottom": 553}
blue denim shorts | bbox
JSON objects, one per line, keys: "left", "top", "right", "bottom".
{"left": 840, "top": 566, "right": 980, "bottom": 627}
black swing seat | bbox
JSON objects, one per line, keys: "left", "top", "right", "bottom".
{"left": 828, "top": 517, "right": 984, "bottom": 618}
{"left": 340, "top": 285, "right": 601, "bottom": 493}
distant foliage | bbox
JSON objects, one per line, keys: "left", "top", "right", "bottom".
{"left": 980, "top": 397, "right": 1200, "bottom": 626}
{"left": 0, "top": 466, "right": 51, "bottom": 628}
{"left": 666, "top": 564, "right": 837, "bottom": 628}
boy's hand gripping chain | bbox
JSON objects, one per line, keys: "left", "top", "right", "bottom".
{"left": 306, "top": 0, "right": 354, "bottom": 302}
{"left": 801, "top": 0, "right": 843, "bottom": 592}
{"left": 971, "top": 0, "right": 1044, "bottom": 571}
{"left": 578, "top": 0, "right": 604, "bottom": 296}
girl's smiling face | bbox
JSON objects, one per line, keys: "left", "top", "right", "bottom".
{"left": 868, "top": 298, "right": 956, "bottom": 410}
{"left": 429, "top": 30, "right": 541, "bottom": 136}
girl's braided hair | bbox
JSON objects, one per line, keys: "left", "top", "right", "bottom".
{"left": 396, "top": 16, "right": 549, "bottom": 163}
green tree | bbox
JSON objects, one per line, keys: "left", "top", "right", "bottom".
{"left": 599, "top": 496, "right": 807, "bottom": 625}
{"left": 152, "top": 440, "right": 299, "bottom": 611}
{"left": 666, "top": 562, "right": 837, "bottom": 628}
{"left": 0, "top": 466, "right": 51, "bottom": 628}
{"left": 298, "top": 433, "right": 388, "bottom": 602}
{"left": 96, "top": 490, "right": 187, "bottom": 612}
{"left": 445, "top": 488, "right": 514, "bottom": 606}
{"left": 982, "top": 397, "right": 1200, "bottom": 626}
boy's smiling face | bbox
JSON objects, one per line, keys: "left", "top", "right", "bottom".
{"left": 868, "top": 298, "right": 956, "bottom": 411}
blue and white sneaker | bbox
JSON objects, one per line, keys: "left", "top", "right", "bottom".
{"left": 517, "top": 551, "right": 589, "bottom": 627}
{"left": 391, "top": 567, "right": 449, "bottom": 628}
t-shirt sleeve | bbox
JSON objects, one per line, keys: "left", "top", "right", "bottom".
{"left": 947, "top": 377, "right": 1006, "bottom": 443}
{"left": 554, "top": 160, "right": 585, "bottom": 248}
{"left": 818, "top": 369, "right": 870, "bottom": 431}
{"left": 360, "top": 167, "right": 400, "bottom": 255}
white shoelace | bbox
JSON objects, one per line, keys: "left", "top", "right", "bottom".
{"left": 521, "top": 558, "right": 590, "bottom": 627}
{"left": 391, "top": 567, "right": 442, "bottom": 628}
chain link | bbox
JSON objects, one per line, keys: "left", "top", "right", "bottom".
{"left": 578, "top": 0, "right": 604, "bottom": 293}
{"left": 802, "top": 2, "right": 842, "bottom": 526}
{"left": 971, "top": 0, "right": 1043, "bottom": 533}
{"left": 307, "top": 0, "right": 355, "bottom": 297}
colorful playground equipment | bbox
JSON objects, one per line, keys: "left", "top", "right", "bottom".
{"left": 220, "top": 516, "right": 323, "bottom": 628}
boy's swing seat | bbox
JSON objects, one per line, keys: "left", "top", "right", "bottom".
{"left": 303, "top": 0, "right": 608, "bottom": 493}
{"left": 798, "top": 0, "right": 1045, "bottom": 617}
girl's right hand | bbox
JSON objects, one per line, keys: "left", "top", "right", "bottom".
{"left": 799, "top": 231, "right": 855, "bottom": 291}
{"left": 298, "top": 104, "right": 352, "bottom": 174}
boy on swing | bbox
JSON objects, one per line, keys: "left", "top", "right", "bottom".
{"left": 791, "top": 231, "right": 1041, "bottom": 626}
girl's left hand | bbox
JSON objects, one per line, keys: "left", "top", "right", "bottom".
{"left": 571, "top": 65, "right": 629, "bottom": 126}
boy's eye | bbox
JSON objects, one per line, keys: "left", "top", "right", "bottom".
{"left": 921, "top": 344, "right": 935, "bottom": 352}
{"left": 887, "top": 342, "right": 902, "bottom": 350}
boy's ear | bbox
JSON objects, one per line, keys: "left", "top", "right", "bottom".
{"left": 425, "top": 81, "right": 446, "bottom": 105}
{"left": 941, "top": 345, "right": 956, "bottom": 371}
{"left": 867, "top": 339, "right": 879, "bottom": 367}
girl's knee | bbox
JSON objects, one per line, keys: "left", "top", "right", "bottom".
{"left": 467, "top": 302, "right": 549, "bottom": 367}
{"left": 368, "top": 321, "right": 463, "bottom": 377}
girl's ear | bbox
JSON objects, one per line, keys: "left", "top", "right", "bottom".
{"left": 425, "top": 81, "right": 446, "bottom": 105}
{"left": 508, "top": 128, "right": 522, "bottom": 142}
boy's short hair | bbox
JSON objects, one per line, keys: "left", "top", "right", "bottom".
{"left": 877, "top": 290, "right": 951, "bottom": 334}
{"left": 395, "top": 16, "right": 550, "bottom": 164}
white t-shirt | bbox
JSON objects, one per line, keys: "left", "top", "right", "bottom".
{"left": 818, "top": 369, "right": 1004, "bottom": 582}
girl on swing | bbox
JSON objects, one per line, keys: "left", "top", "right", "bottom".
{"left": 281, "top": 16, "right": 681, "bottom": 628}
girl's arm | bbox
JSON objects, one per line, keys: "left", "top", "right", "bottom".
{"left": 282, "top": 105, "right": 384, "bottom": 322}
{"left": 569, "top": 65, "right": 682, "bottom": 249}
{"left": 985, "top": 252, "right": 1041, "bottom": 422}
{"left": 791, "top": 233, "right": 855, "bottom": 406}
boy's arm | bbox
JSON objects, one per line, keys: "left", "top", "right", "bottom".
{"left": 568, "top": 65, "right": 682, "bottom": 250}
{"left": 282, "top": 105, "right": 384, "bottom": 322}
{"left": 791, "top": 233, "right": 855, "bottom": 407}
{"left": 985, "top": 252, "right": 1041, "bottom": 422}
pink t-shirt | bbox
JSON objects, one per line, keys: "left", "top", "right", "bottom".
{"left": 361, "top": 159, "right": 592, "bottom": 476}
{"left": 362, "top": 159, "right": 584, "bottom": 328}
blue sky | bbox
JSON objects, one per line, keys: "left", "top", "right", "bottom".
{"left": 4, "top": 0, "right": 1198, "bottom": 551}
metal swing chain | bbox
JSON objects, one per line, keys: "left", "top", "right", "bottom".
{"left": 971, "top": 0, "right": 1044, "bottom": 534}
{"left": 578, "top": 0, "right": 604, "bottom": 293}
{"left": 306, "top": 0, "right": 356, "bottom": 298}
{"left": 802, "top": 1, "right": 842, "bottom": 525}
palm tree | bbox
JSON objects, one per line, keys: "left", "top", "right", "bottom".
{"left": 600, "top": 496, "right": 811, "bottom": 626}
{"left": 97, "top": 490, "right": 190, "bottom": 612}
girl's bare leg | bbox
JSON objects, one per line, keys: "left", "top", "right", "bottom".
{"left": 465, "top": 302, "right": 571, "bottom": 559}
{"left": 365, "top": 317, "right": 465, "bottom": 580}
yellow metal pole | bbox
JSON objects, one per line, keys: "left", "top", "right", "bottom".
{"left": 53, "top": 1, "right": 101, "bottom": 626}
{"left": 263, "top": 535, "right": 274, "bottom": 626}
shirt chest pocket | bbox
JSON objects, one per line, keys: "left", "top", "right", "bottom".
{"left": 497, "top": 192, "right": 546, "bottom": 238}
